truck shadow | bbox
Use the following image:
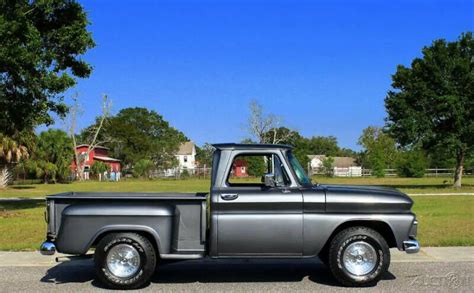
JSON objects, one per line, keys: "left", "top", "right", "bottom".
{"left": 152, "top": 258, "right": 395, "bottom": 286}
{"left": 40, "top": 261, "right": 94, "bottom": 284}
{"left": 40, "top": 258, "right": 395, "bottom": 288}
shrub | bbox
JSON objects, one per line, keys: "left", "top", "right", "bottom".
{"left": 33, "top": 161, "right": 58, "bottom": 183}
{"left": 91, "top": 161, "right": 108, "bottom": 175}
{"left": 181, "top": 168, "right": 190, "bottom": 179}
{"left": 133, "top": 159, "right": 154, "bottom": 178}
{"left": 396, "top": 150, "right": 427, "bottom": 178}
{"left": 371, "top": 156, "right": 386, "bottom": 178}
{"left": 322, "top": 156, "right": 334, "bottom": 177}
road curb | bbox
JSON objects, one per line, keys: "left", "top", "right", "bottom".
{"left": 407, "top": 193, "right": 474, "bottom": 196}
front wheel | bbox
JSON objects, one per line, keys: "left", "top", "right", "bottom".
{"left": 94, "top": 232, "right": 157, "bottom": 289}
{"left": 328, "top": 227, "right": 390, "bottom": 287}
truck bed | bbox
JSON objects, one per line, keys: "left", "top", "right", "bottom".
{"left": 45, "top": 192, "right": 208, "bottom": 256}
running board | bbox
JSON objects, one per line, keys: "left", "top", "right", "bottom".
{"left": 56, "top": 254, "right": 93, "bottom": 262}
{"left": 160, "top": 253, "right": 204, "bottom": 260}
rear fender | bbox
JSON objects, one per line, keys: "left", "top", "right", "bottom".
{"left": 55, "top": 203, "right": 174, "bottom": 255}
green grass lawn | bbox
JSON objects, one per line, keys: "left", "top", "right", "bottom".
{"left": 0, "top": 201, "right": 46, "bottom": 251}
{"left": 0, "top": 178, "right": 210, "bottom": 198}
{"left": 0, "top": 195, "right": 472, "bottom": 251}
{"left": 1, "top": 176, "right": 473, "bottom": 199}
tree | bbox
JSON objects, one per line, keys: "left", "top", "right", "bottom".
{"left": 195, "top": 143, "right": 215, "bottom": 167}
{"left": 0, "top": 134, "right": 29, "bottom": 165}
{"left": 91, "top": 161, "right": 108, "bottom": 176}
{"left": 244, "top": 102, "right": 358, "bottom": 171}
{"left": 68, "top": 94, "right": 112, "bottom": 180}
{"left": 247, "top": 100, "right": 295, "bottom": 144}
{"left": 0, "top": 0, "right": 95, "bottom": 136}
{"left": 293, "top": 135, "right": 351, "bottom": 169}
{"left": 396, "top": 149, "right": 428, "bottom": 178}
{"left": 0, "top": 134, "right": 29, "bottom": 187}
{"left": 321, "top": 156, "right": 334, "bottom": 177}
{"left": 82, "top": 107, "right": 187, "bottom": 169}
{"left": 302, "top": 136, "right": 341, "bottom": 156}
{"left": 32, "top": 160, "right": 58, "bottom": 183}
{"left": 262, "top": 127, "right": 300, "bottom": 146}
{"left": 358, "top": 126, "right": 398, "bottom": 177}
{"left": 35, "top": 129, "right": 73, "bottom": 182}
{"left": 385, "top": 32, "right": 473, "bottom": 187}
{"left": 133, "top": 159, "right": 154, "bottom": 178}
{"left": 244, "top": 156, "right": 267, "bottom": 177}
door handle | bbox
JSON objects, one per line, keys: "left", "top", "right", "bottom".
{"left": 221, "top": 193, "right": 238, "bottom": 201}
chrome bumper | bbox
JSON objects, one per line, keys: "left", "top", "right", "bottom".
{"left": 40, "top": 241, "right": 56, "bottom": 255}
{"left": 403, "top": 239, "right": 420, "bottom": 254}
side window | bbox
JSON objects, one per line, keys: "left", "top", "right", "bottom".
{"left": 227, "top": 153, "right": 290, "bottom": 186}
{"left": 273, "top": 155, "right": 291, "bottom": 187}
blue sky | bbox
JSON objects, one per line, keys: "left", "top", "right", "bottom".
{"left": 56, "top": 0, "right": 473, "bottom": 150}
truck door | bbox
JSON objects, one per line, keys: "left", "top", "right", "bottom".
{"left": 215, "top": 152, "right": 303, "bottom": 256}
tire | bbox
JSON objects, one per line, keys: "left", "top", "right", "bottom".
{"left": 318, "top": 247, "right": 329, "bottom": 266}
{"left": 328, "top": 226, "right": 390, "bottom": 287}
{"left": 94, "top": 232, "right": 157, "bottom": 289}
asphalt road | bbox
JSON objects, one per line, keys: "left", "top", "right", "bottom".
{"left": 0, "top": 258, "right": 472, "bottom": 292}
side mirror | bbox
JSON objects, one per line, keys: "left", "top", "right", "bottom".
{"left": 263, "top": 173, "right": 275, "bottom": 187}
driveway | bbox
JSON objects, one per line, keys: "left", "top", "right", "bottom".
{"left": 0, "top": 248, "right": 472, "bottom": 292}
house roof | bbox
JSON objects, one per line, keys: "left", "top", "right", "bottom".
{"left": 93, "top": 155, "right": 121, "bottom": 162}
{"left": 212, "top": 143, "right": 292, "bottom": 150}
{"left": 307, "top": 155, "right": 325, "bottom": 160}
{"left": 308, "top": 155, "right": 358, "bottom": 168}
{"left": 76, "top": 144, "right": 109, "bottom": 150}
{"left": 177, "top": 141, "right": 195, "bottom": 155}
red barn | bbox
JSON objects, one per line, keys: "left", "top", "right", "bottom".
{"left": 232, "top": 159, "right": 248, "bottom": 177}
{"left": 71, "top": 145, "right": 121, "bottom": 176}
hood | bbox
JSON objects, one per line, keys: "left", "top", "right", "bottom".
{"left": 320, "top": 184, "right": 414, "bottom": 214}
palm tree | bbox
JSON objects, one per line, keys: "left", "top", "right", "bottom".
{"left": 0, "top": 134, "right": 29, "bottom": 188}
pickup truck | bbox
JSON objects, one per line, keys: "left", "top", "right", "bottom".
{"left": 40, "top": 143, "right": 419, "bottom": 289}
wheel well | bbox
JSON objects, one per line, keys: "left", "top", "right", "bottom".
{"left": 319, "top": 220, "right": 397, "bottom": 257}
{"left": 91, "top": 230, "right": 160, "bottom": 256}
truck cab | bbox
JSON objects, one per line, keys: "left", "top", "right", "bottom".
{"left": 209, "top": 143, "right": 316, "bottom": 257}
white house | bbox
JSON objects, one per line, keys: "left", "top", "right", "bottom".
{"left": 308, "top": 155, "right": 362, "bottom": 177}
{"left": 176, "top": 141, "right": 196, "bottom": 171}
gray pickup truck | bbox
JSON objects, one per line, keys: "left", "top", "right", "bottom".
{"left": 40, "top": 143, "right": 419, "bottom": 289}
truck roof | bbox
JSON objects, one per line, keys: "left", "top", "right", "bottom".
{"left": 212, "top": 143, "right": 293, "bottom": 150}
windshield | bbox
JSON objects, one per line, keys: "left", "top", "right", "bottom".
{"left": 287, "top": 151, "right": 312, "bottom": 185}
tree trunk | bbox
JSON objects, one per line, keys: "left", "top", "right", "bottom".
{"left": 453, "top": 148, "right": 465, "bottom": 188}
{"left": 0, "top": 166, "right": 12, "bottom": 188}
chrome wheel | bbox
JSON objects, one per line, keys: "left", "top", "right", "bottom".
{"left": 106, "top": 244, "right": 141, "bottom": 278}
{"left": 342, "top": 241, "right": 377, "bottom": 276}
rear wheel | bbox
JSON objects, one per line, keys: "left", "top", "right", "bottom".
{"left": 94, "top": 233, "right": 156, "bottom": 289}
{"left": 328, "top": 227, "right": 390, "bottom": 287}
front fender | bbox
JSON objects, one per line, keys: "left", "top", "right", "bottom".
{"left": 303, "top": 213, "right": 415, "bottom": 256}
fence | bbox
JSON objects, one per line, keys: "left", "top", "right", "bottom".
{"left": 309, "top": 167, "right": 471, "bottom": 177}
{"left": 361, "top": 169, "right": 397, "bottom": 177}
{"left": 148, "top": 167, "right": 212, "bottom": 179}
{"left": 425, "top": 168, "right": 455, "bottom": 177}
